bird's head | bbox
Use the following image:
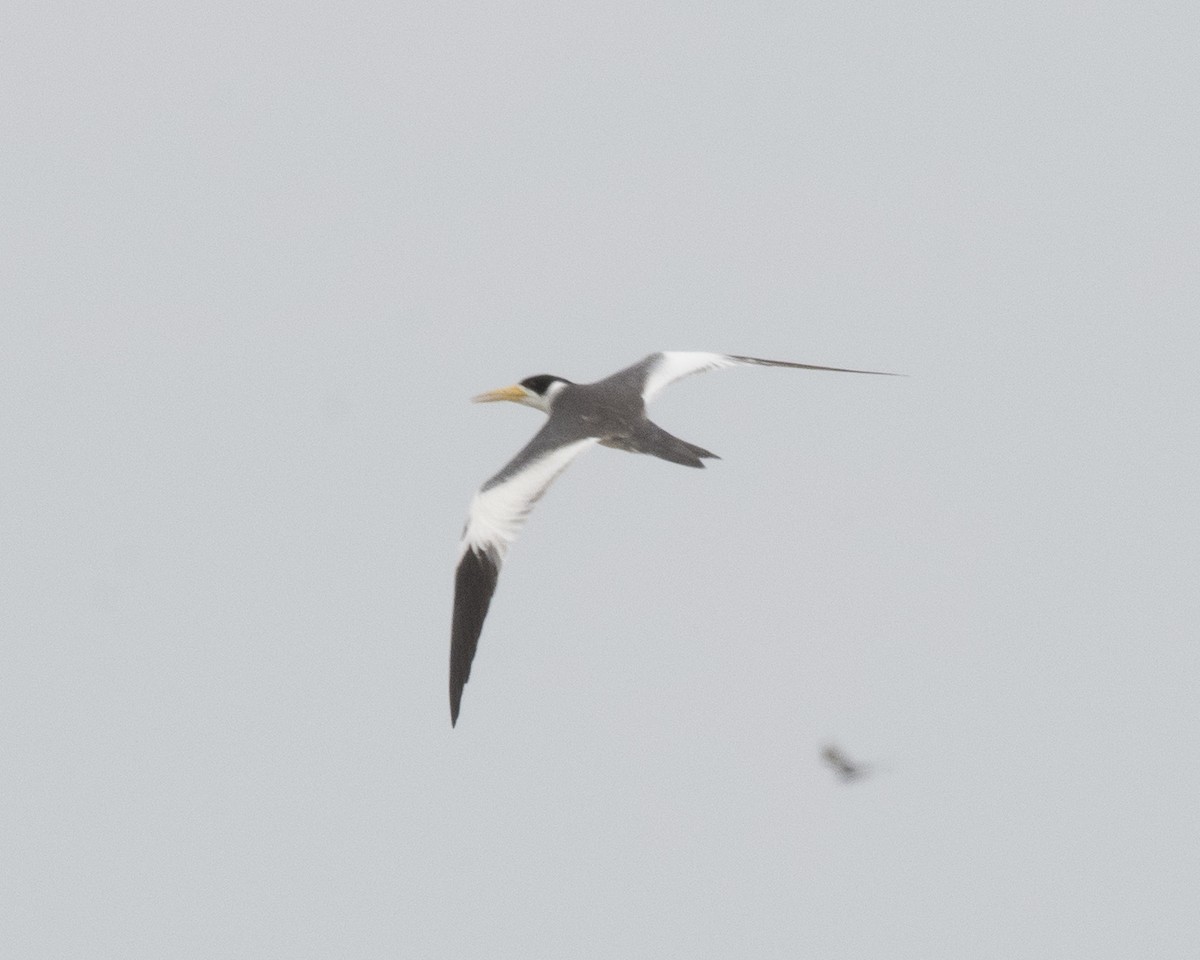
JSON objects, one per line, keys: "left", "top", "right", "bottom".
{"left": 472, "top": 374, "right": 570, "bottom": 414}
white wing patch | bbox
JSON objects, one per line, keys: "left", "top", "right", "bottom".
{"left": 640, "top": 352, "right": 740, "bottom": 402}
{"left": 458, "top": 437, "right": 599, "bottom": 562}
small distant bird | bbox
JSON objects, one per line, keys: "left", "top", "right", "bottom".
{"left": 822, "top": 744, "right": 871, "bottom": 782}
{"left": 449, "top": 351, "right": 900, "bottom": 726}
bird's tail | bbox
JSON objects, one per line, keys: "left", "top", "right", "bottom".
{"left": 633, "top": 421, "right": 720, "bottom": 469}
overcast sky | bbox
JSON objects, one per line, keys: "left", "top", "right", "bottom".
{"left": 4, "top": 2, "right": 1198, "bottom": 957}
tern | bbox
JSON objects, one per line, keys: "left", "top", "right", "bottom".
{"left": 450, "top": 351, "right": 898, "bottom": 726}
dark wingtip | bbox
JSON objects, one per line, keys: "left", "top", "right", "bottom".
{"left": 449, "top": 545, "right": 501, "bottom": 730}
{"left": 449, "top": 657, "right": 466, "bottom": 728}
{"left": 729, "top": 355, "right": 904, "bottom": 377}
{"left": 449, "top": 660, "right": 464, "bottom": 727}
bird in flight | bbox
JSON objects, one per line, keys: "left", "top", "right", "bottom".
{"left": 450, "top": 351, "right": 899, "bottom": 726}
{"left": 821, "top": 743, "right": 873, "bottom": 782}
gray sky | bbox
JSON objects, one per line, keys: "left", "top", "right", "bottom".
{"left": 4, "top": 2, "right": 1198, "bottom": 957}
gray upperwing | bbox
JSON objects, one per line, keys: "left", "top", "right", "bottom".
{"left": 480, "top": 410, "right": 598, "bottom": 492}
{"left": 589, "top": 353, "right": 662, "bottom": 399}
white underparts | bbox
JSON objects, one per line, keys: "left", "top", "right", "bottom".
{"left": 458, "top": 437, "right": 599, "bottom": 562}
